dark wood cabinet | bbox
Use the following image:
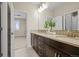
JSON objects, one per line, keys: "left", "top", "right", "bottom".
{"left": 31, "top": 33, "right": 79, "bottom": 57}
{"left": 31, "top": 34, "right": 38, "bottom": 52}
{"left": 44, "top": 44, "right": 56, "bottom": 57}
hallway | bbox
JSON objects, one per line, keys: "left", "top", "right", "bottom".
{"left": 14, "top": 37, "right": 39, "bottom": 57}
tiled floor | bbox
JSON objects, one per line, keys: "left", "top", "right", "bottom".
{"left": 14, "top": 37, "right": 39, "bottom": 57}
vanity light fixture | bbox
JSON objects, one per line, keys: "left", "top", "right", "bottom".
{"left": 38, "top": 3, "right": 48, "bottom": 12}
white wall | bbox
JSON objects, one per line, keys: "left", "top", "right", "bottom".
{"left": 1, "top": 2, "right": 8, "bottom": 57}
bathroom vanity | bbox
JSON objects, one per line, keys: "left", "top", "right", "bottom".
{"left": 31, "top": 31, "right": 79, "bottom": 57}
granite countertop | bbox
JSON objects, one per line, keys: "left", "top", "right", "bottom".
{"left": 31, "top": 31, "right": 79, "bottom": 48}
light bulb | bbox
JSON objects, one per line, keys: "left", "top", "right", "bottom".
{"left": 38, "top": 3, "right": 48, "bottom": 13}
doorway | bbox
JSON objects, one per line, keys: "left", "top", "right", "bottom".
{"left": 14, "top": 11, "right": 27, "bottom": 56}
{"left": 15, "top": 18, "right": 26, "bottom": 49}
{"left": 15, "top": 19, "right": 26, "bottom": 37}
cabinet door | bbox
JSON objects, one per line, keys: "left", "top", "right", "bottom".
{"left": 34, "top": 35, "right": 38, "bottom": 52}
{"left": 37, "top": 36, "right": 44, "bottom": 57}
{"left": 31, "top": 33, "right": 36, "bottom": 48}
{"left": 31, "top": 34, "right": 38, "bottom": 52}
{"left": 31, "top": 33, "right": 34, "bottom": 47}
{"left": 45, "top": 44, "right": 56, "bottom": 57}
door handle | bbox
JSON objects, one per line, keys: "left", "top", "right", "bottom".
{"left": 11, "top": 33, "right": 14, "bottom": 35}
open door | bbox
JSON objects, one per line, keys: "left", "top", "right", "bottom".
{"left": 7, "top": 3, "right": 15, "bottom": 57}
{"left": 7, "top": 4, "right": 11, "bottom": 57}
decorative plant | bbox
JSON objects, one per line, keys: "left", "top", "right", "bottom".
{"left": 49, "top": 19, "right": 55, "bottom": 31}
{"left": 44, "top": 20, "right": 49, "bottom": 29}
{"left": 44, "top": 18, "right": 55, "bottom": 31}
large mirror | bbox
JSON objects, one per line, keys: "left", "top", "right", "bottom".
{"left": 64, "top": 10, "right": 79, "bottom": 31}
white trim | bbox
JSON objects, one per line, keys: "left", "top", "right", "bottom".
{"left": 77, "top": 10, "right": 79, "bottom": 30}
{"left": 1, "top": 2, "right": 8, "bottom": 57}
{"left": 64, "top": 9, "right": 79, "bottom": 15}
{"left": 63, "top": 16, "right": 66, "bottom": 30}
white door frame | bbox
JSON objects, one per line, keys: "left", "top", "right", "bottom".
{"left": 14, "top": 10, "right": 27, "bottom": 37}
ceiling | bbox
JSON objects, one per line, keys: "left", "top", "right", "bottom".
{"left": 13, "top": 2, "right": 64, "bottom": 10}
{"left": 48, "top": 2, "right": 64, "bottom": 10}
